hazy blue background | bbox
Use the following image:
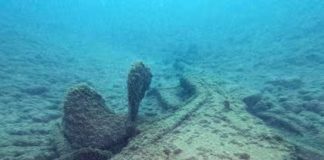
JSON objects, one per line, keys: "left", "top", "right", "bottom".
{"left": 1, "top": 0, "right": 323, "bottom": 56}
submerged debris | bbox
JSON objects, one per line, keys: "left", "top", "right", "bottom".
{"left": 62, "top": 84, "right": 129, "bottom": 152}
{"left": 223, "top": 100, "right": 232, "bottom": 111}
{"left": 242, "top": 94, "right": 262, "bottom": 109}
{"left": 146, "top": 88, "right": 175, "bottom": 111}
{"left": 292, "top": 145, "right": 324, "bottom": 160}
{"left": 58, "top": 147, "right": 112, "bottom": 160}
{"left": 55, "top": 62, "right": 153, "bottom": 159}
{"left": 243, "top": 94, "right": 304, "bottom": 135}
{"left": 178, "top": 76, "right": 196, "bottom": 100}
{"left": 126, "top": 62, "right": 152, "bottom": 136}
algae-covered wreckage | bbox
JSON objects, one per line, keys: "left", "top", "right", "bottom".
{"left": 52, "top": 62, "right": 309, "bottom": 160}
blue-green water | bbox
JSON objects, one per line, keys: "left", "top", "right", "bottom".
{"left": 0, "top": 1, "right": 324, "bottom": 160}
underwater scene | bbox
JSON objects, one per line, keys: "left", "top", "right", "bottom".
{"left": 0, "top": 0, "right": 324, "bottom": 160}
